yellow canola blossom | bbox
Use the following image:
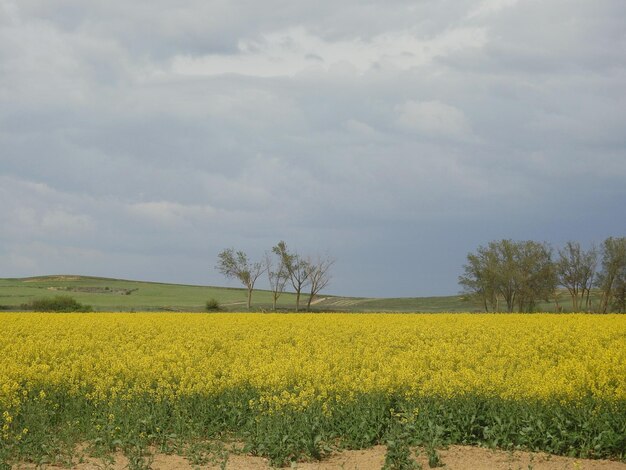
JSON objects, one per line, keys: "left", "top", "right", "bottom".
{"left": 0, "top": 313, "right": 625, "bottom": 412}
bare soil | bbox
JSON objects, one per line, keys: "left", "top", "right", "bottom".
{"left": 23, "top": 276, "right": 83, "bottom": 282}
{"left": 13, "top": 445, "right": 626, "bottom": 469}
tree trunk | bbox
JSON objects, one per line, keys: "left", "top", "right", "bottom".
{"left": 247, "top": 288, "right": 252, "bottom": 310}
{"left": 571, "top": 291, "right": 579, "bottom": 311}
{"left": 585, "top": 273, "right": 594, "bottom": 310}
{"left": 505, "top": 295, "right": 514, "bottom": 313}
{"left": 295, "top": 290, "right": 300, "bottom": 312}
{"left": 601, "top": 274, "right": 616, "bottom": 313}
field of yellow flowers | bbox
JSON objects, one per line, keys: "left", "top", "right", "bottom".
{"left": 1, "top": 313, "right": 625, "bottom": 467}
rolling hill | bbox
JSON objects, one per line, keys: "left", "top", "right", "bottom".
{"left": 0, "top": 275, "right": 476, "bottom": 312}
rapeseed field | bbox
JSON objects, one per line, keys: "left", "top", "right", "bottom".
{"left": 1, "top": 313, "right": 625, "bottom": 466}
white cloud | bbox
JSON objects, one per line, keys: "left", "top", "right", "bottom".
{"left": 466, "top": 0, "right": 519, "bottom": 20}
{"left": 127, "top": 201, "right": 217, "bottom": 227}
{"left": 41, "top": 209, "right": 94, "bottom": 233}
{"left": 395, "top": 100, "right": 473, "bottom": 140}
{"left": 343, "top": 119, "right": 383, "bottom": 140}
{"left": 0, "top": 176, "right": 96, "bottom": 238}
{"left": 171, "top": 26, "right": 486, "bottom": 77}
{"left": 1, "top": 0, "right": 624, "bottom": 296}
{"left": 2, "top": 242, "right": 105, "bottom": 276}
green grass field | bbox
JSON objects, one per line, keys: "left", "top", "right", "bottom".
{"left": 0, "top": 275, "right": 477, "bottom": 312}
{"left": 0, "top": 275, "right": 292, "bottom": 312}
{"left": 0, "top": 275, "right": 593, "bottom": 312}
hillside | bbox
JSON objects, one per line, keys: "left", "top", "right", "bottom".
{"left": 0, "top": 275, "right": 476, "bottom": 312}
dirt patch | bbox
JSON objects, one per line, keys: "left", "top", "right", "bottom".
{"left": 23, "top": 276, "right": 83, "bottom": 282}
{"left": 425, "top": 446, "right": 626, "bottom": 470}
{"left": 309, "top": 297, "right": 328, "bottom": 306}
{"left": 45, "top": 286, "right": 138, "bottom": 295}
{"left": 13, "top": 445, "right": 626, "bottom": 469}
{"left": 296, "top": 445, "right": 387, "bottom": 469}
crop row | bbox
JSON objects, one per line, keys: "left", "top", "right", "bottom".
{"left": 1, "top": 313, "right": 625, "bottom": 467}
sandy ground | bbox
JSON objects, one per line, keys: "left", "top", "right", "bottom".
{"left": 13, "top": 445, "right": 626, "bottom": 470}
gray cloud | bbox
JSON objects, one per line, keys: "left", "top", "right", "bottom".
{"left": 1, "top": 0, "right": 625, "bottom": 296}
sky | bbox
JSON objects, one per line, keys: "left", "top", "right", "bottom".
{"left": 1, "top": 0, "right": 625, "bottom": 297}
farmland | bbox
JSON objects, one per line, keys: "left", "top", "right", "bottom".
{"left": 1, "top": 312, "right": 625, "bottom": 468}
{"left": 0, "top": 275, "right": 569, "bottom": 312}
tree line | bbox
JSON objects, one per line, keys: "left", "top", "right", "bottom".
{"left": 216, "top": 241, "right": 334, "bottom": 311}
{"left": 459, "top": 237, "right": 626, "bottom": 313}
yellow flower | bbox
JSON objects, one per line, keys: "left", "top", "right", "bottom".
{"left": 0, "top": 312, "right": 624, "bottom": 411}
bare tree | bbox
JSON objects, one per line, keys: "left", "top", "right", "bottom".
{"left": 305, "top": 255, "right": 335, "bottom": 311}
{"left": 272, "top": 241, "right": 310, "bottom": 312}
{"left": 216, "top": 248, "right": 265, "bottom": 310}
{"left": 265, "top": 251, "right": 289, "bottom": 311}
{"left": 556, "top": 241, "right": 598, "bottom": 311}
{"left": 582, "top": 247, "right": 598, "bottom": 311}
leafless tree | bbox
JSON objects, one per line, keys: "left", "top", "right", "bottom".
{"left": 265, "top": 251, "right": 289, "bottom": 311}
{"left": 216, "top": 248, "right": 265, "bottom": 310}
{"left": 273, "top": 241, "right": 310, "bottom": 312}
{"left": 305, "top": 255, "right": 335, "bottom": 311}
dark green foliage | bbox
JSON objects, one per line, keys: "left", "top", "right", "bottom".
{"left": 383, "top": 408, "right": 421, "bottom": 469}
{"left": 426, "top": 446, "right": 443, "bottom": 468}
{"left": 205, "top": 298, "right": 221, "bottom": 311}
{"left": 596, "top": 237, "right": 626, "bottom": 313}
{"left": 612, "top": 277, "right": 626, "bottom": 313}
{"left": 556, "top": 241, "right": 598, "bottom": 311}
{"left": 26, "top": 295, "right": 92, "bottom": 312}
{"left": 3, "top": 390, "right": 626, "bottom": 467}
{"left": 459, "top": 240, "right": 557, "bottom": 312}
{"left": 246, "top": 408, "right": 330, "bottom": 466}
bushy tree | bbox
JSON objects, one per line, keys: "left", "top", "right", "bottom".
{"left": 556, "top": 241, "right": 597, "bottom": 311}
{"left": 596, "top": 237, "right": 626, "bottom": 313}
{"left": 459, "top": 245, "right": 501, "bottom": 312}
{"left": 459, "top": 240, "right": 557, "bottom": 312}
{"left": 28, "top": 296, "right": 92, "bottom": 312}
{"left": 611, "top": 275, "right": 626, "bottom": 313}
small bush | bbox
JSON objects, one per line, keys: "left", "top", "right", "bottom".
{"left": 205, "top": 298, "right": 221, "bottom": 311}
{"left": 28, "top": 296, "right": 92, "bottom": 312}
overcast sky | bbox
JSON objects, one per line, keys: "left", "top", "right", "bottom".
{"left": 1, "top": 0, "right": 625, "bottom": 297}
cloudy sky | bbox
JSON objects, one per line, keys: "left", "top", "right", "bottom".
{"left": 1, "top": 0, "right": 625, "bottom": 297}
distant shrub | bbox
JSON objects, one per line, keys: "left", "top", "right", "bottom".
{"left": 28, "top": 296, "right": 92, "bottom": 312}
{"left": 205, "top": 298, "right": 221, "bottom": 312}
